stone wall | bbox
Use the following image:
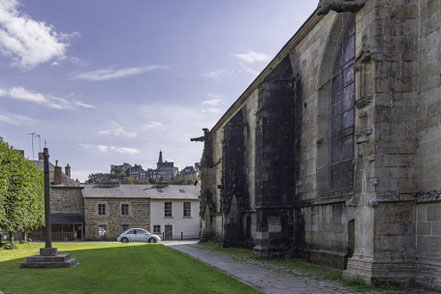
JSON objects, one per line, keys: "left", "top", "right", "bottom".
{"left": 299, "top": 203, "right": 355, "bottom": 269}
{"left": 199, "top": 129, "right": 218, "bottom": 241}
{"left": 51, "top": 187, "right": 84, "bottom": 215}
{"left": 414, "top": 2, "right": 441, "bottom": 289}
{"left": 416, "top": 201, "right": 441, "bottom": 290}
{"left": 254, "top": 55, "right": 297, "bottom": 257}
{"left": 197, "top": 0, "right": 441, "bottom": 290}
{"left": 221, "top": 108, "right": 248, "bottom": 247}
{"left": 84, "top": 198, "right": 150, "bottom": 239}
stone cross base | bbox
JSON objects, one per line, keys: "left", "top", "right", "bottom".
{"left": 20, "top": 248, "right": 77, "bottom": 269}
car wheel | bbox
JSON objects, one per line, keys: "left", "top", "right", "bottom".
{"left": 148, "top": 238, "right": 157, "bottom": 243}
{"left": 121, "top": 237, "right": 129, "bottom": 243}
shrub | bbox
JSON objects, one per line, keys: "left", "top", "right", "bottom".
{"left": 3, "top": 241, "right": 18, "bottom": 250}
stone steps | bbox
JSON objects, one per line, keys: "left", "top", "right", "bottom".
{"left": 20, "top": 254, "right": 77, "bottom": 269}
{"left": 25, "top": 254, "right": 71, "bottom": 263}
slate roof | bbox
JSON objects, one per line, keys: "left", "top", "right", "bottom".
{"left": 51, "top": 213, "right": 83, "bottom": 224}
{"left": 33, "top": 160, "right": 81, "bottom": 187}
{"left": 82, "top": 184, "right": 200, "bottom": 200}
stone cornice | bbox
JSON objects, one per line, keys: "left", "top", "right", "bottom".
{"left": 211, "top": 10, "right": 322, "bottom": 132}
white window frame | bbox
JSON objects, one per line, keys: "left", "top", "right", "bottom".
{"left": 183, "top": 202, "right": 191, "bottom": 217}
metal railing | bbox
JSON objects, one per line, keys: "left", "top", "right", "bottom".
{"left": 52, "top": 232, "right": 76, "bottom": 241}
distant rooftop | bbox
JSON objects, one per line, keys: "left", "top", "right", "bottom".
{"left": 33, "top": 160, "right": 81, "bottom": 187}
{"left": 82, "top": 184, "right": 200, "bottom": 200}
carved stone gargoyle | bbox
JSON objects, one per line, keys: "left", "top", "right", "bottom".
{"left": 317, "top": 0, "right": 366, "bottom": 15}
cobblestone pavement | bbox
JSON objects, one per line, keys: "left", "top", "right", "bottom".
{"left": 170, "top": 244, "right": 345, "bottom": 294}
{"left": 169, "top": 244, "right": 438, "bottom": 294}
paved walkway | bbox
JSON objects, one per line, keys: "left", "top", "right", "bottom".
{"left": 169, "top": 244, "right": 341, "bottom": 294}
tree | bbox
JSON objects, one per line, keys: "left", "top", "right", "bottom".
{"left": 122, "top": 177, "right": 134, "bottom": 184}
{"left": 0, "top": 138, "right": 44, "bottom": 244}
{"left": 167, "top": 174, "right": 198, "bottom": 185}
{"left": 133, "top": 178, "right": 150, "bottom": 185}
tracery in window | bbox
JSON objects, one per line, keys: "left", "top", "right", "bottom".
{"left": 329, "top": 15, "right": 355, "bottom": 191}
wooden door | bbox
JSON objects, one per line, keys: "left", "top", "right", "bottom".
{"left": 165, "top": 225, "right": 173, "bottom": 240}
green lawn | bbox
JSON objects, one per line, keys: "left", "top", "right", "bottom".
{"left": 0, "top": 242, "right": 259, "bottom": 294}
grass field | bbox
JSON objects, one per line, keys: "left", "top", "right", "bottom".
{"left": 0, "top": 242, "right": 259, "bottom": 294}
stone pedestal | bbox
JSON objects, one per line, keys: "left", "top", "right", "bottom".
{"left": 20, "top": 248, "right": 77, "bottom": 269}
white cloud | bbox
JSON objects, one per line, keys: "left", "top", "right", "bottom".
{"left": 8, "top": 86, "right": 45, "bottom": 103}
{"left": 99, "top": 121, "right": 137, "bottom": 138}
{"left": 238, "top": 62, "right": 260, "bottom": 76}
{"left": 231, "top": 50, "right": 270, "bottom": 64}
{"left": 202, "top": 93, "right": 224, "bottom": 106}
{"left": 69, "top": 56, "right": 87, "bottom": 67}
{"left": 203, "top": 69, "right": 226, "bottom": 79}
{"left": 0, "top": 112, "right": 37, "bottom": 125}
{"left": 142, "top": 121, "right": 163, "bottom": 130}
{"left": 79, "top": 143, "right": 140, "bottom": 154}
{"left": 0, "top": 86, "right": 96, "bottom": 110}
{"left": 72, "top": 65, "right": 170, "bottom": 81}
{"left": 51, "top": 61, "right": 60, "bottom": 66}
{"left": 201, "top": 108, "right": 221, "bottom": 114}
{"left": 0, "top": 0, "right": 77, "bottom": 69}
{"left": 73, "top": 100, "right": 96, "bottom": 109}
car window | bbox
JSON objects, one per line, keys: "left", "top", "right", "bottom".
{"left": 127, "top": 230, "right": 135, "bottom": 234}
{"left": 139, "top": 229, "right": 147, "bottom": 234}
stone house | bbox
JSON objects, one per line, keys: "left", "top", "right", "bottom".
{"left": 126, "top": 164, "right": 147, "bottom": 179}
{"left": 180, "top": 166, "right": 197, "bottom": 176}
{"left": 31, "top": 153, "right": 84, "bottom": 241}
{"left": 82, "top": 183, "right": 200, "bottom": 240}
{"left": 194, "top": 0, "right": 441, "bottom": 290}
{"left": 82, "top": 183, "right": 151, "bottom": 239}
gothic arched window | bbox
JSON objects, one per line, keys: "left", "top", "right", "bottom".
{"left": 329, "top": 15, "right": 355, "bottom": 191}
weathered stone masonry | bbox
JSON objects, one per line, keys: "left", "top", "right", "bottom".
{"left": 84, "top": 198, "right": 150, "bottom": 239}
{"left": 254, "top": 56, "right": 297, "bottom": 257}
{"left": 196, "top": 0, "right": 441, "bottom": 291}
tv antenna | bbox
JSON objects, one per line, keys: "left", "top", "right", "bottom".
{"left": 35, "top": 134, "right": 41, "bottom": 153}
{"left": 26, "top": 132, "right": 40, "bottom": 160}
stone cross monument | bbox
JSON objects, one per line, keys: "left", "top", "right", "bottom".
{"left": 20, "top": 148, "right": 77, "bottom": 268}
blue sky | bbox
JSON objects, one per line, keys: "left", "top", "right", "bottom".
{"left": 0, "top": 0, "right": 318, "bottom": 181}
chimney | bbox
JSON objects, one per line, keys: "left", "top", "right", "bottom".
{"left": 38, "top": 152, "right": 44, "bottom": 160}
{"left": 65, "top": 164, "right": 71, "bottom": 178}
{"left": 54, "top": 160, "right": 62, "bottom": 185}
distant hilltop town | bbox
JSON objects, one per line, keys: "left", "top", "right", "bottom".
{"left": 87, "top": 150, "right": 199, "bottom": 185}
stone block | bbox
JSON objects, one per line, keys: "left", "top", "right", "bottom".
{"left": 417, "top": 223, "right": 432, "bottom": 236}
{"left": 417, "top": 236, "right": 441, "bottom": 252}
{"left": 433, "top": 223, "right": 441, "bottom": 236}
{"left": 427, "top": 204, "right": 441, "bottom": 221}
{"left": 27, "top": 254, "right": 70, "bottom": 262}
{"left": 417, "top": 205, "right": 427, "bottom": 221}
{"left": 40, "top": 248, "right": 57, "bottom": 256}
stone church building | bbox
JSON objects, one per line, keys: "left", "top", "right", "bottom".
{"left": 194, "top": 0, "right": 441, "bottom": 290}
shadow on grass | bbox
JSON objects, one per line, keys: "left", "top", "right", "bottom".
{"left": 0, "top": 243, "right": 260, "bottom": 294}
